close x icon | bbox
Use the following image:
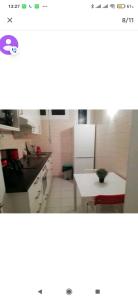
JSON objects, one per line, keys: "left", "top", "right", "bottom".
{"left": 7, "top": 17, "right": 13, "bottom": 23}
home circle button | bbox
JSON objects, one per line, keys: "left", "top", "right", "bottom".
{"left": 66, "top": 288, "right": 72, "bottom": 295}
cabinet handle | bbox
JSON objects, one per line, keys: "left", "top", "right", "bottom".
{"left": 36, "top": 203, "right": 42, "bottom": 213}
{"left": 34, "top": 177, "right": 40, "bottom": 184}
{"left": 35, "top": 190, "right": 41, "bottom": 199}
{"left": 43, "top": 166, "right": 47, "bottom": 171}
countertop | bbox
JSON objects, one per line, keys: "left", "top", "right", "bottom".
{"left": 3, "top": 152, "right": 52, "bottom": 193}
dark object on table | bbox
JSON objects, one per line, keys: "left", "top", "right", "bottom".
{"left": 96, "top": 168, "right": 108, "bottom": 183}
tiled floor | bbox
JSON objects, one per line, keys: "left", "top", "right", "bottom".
{"left": 45, "top": 177, "right": 83, "bottom": 213}
{"left": 45, "top": 177, "right": 94, "bottom": 213}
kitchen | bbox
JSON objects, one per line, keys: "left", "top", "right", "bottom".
{"left": 0, "top": 109, "right": 137, "bottom": 213}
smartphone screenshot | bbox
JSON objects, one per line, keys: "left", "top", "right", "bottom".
{"left": 0, "top": 1, "right": 138, "bottom": 300}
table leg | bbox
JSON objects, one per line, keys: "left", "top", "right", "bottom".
{"left": 80, "top": 197, "right": 84, "bottom": 213}
{"left": 74, "top": 180, "right": 77, "bottom": 211}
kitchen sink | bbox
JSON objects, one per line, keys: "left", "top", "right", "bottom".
{"left": 23, "top": 166, "right": 36, "bottom": 169}
{"left": 20, "top": 152, "right": 51, "bottom": 169}
{"left": 27, "top": 152, "right": 50, "bottom": 158}
{"left": 37, "top": 154, "right": 49, "bottom": 157}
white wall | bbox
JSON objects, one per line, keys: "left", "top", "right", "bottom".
{"left": 0, "top": 131, "right": 32, "bottom": 158}
{"left": 124, "top": 110, "right": 138, "bottom": 212}
{"left": 93, "top": 110, "right": 132, "bottom": 178}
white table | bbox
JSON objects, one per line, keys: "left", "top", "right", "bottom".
{"left": 74, "top": 172, "right": 126, "bottom": 211}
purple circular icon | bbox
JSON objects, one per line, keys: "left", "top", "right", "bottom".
{"left": 0, "top": 35, "right": 18, "bottom": 55}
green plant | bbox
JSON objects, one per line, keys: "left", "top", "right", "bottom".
{"left": 96, "top": 168, "right": 108, "bottom": 183}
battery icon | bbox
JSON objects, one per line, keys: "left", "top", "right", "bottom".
{"left": 117, "top": 4, "right": 126, "bottom": 8}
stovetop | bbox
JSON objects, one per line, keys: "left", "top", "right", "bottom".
{"left": 4, "top": 152, "right": 52, "bottom": 193}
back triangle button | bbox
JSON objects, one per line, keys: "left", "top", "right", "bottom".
{"left": 38, "top": 290, "right": 43, "bottom": 294}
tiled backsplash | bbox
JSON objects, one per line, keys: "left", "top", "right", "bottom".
{"left": 94, "top": 110, "right": 132, "bottom": 178}
{"left": 0, "top": 132, "right": 32, "bottom": 158}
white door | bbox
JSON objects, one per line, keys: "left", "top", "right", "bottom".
{"left": 74, "top": 125, "right": 95, "bottom": 157}
{"left": 74, "top": 157, "right": 94, "bottom": 174}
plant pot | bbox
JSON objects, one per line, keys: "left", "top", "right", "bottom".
{"left": 99, "top": 177, "right": 105, "bottom": 183}
{"left": 96, "top": 168, "right": 108, "bottom": 183}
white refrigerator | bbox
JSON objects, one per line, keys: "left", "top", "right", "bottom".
{"left": 74, "top": 124, "right": 95, "bottom": 174}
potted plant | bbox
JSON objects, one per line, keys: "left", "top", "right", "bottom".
{"left": 96, "top": 168, "right": 108, "bottom": 183}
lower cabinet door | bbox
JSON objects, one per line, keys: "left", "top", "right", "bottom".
{"left": 45, "top": 170, "right": 52, "bottom": 198}
{"left": 28, "top": 185, "right": 43, "bottom": 213}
